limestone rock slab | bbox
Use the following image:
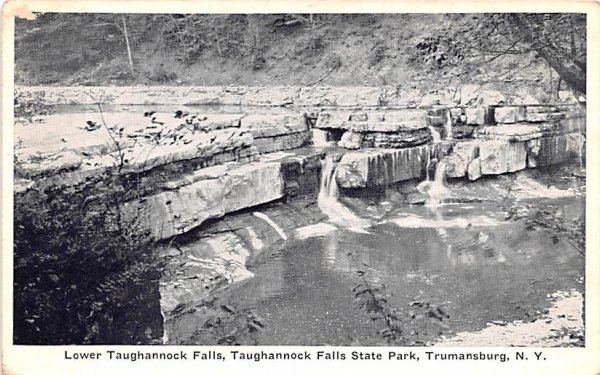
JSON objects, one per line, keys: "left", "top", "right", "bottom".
{"left": 478, "top": 140, "right": 527, "bottom": 174}
{"left": 335, "top": 146, "right": 431, "bottom": 188}
{"left": 465, "top": 107, "right": 486, "bottom": 125}
{"left": 527, "top": 135, "right": 569, "bottom": 168}
{"left": 123, "top": 161, "right": 285, "bottom": 240}
{"left": 241, "top": 114, "right": 308, "bottom": 138}
{"left": 445, "top": 141, "right": 479, "bottom": 178}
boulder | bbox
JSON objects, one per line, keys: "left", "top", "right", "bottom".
{"left": 338, "top": 131, "right": 363, "bottom": 150}
{"left": 465, "top": 107, "right": 486, "bottom": 125}
{"left": 445, "top": 141, "right": 479, "bottom": 178}
{"left": 479, "top": 141, "right": 508, "bottom": 174}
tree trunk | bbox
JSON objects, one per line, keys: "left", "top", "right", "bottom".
{"left": 510, "top": 14, "right": 586, "bottom": 96}
{"left": 121, "top": 15, "right": 134, "bottom": 77}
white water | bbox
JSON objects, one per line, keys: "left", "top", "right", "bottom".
{"left": 390, "top": 213, "right": 504, "bottom": 228}
{"left": 294, "top": 222, "right": 338, "bottom": 240}
{"left": 252, "top": 212, "right": 288, "bottom": 240}
{"left": 317, "top": 155, "right": 371, "bottom": 232}
{"left": 445, "top": 110, "right": 453, "bottom": 140}
{"left": 430, "top": 126, "right": 442, "bottom": 143}
{"left": 425, "top": 158, "right": 449, "bottom": 208}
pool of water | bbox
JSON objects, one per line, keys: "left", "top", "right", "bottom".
{"left": 167, "top": 189, "right": 584, "bottom": 346}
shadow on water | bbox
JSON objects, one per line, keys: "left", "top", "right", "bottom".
{"left": 199, "top": 193, "right": 584, "bottom": 346}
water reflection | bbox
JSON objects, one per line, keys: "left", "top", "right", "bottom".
{"left": 221, "top": 197, "right": 583, "bottom": 345}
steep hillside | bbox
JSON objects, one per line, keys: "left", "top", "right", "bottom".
{"left": 15, "top": 13, "right": 554, "bottom": 96}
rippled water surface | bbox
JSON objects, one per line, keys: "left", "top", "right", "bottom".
{"left": 195, "top": 193, "right": 584, "bottom": 346}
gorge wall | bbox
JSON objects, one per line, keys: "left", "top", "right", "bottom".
{"left": 14, "top": 86, "right": 585, "bottom": 332}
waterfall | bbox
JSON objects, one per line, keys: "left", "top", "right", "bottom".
{"left": 319, "top": 154, "right": 339, "bottom": 200}
{"left": 445, "top": 110, "right": 453, "bottom": 140}
{"left": 425, "top": 145, "right": 434, "bottom": 181}
{"left": 253, "top": 212, "right": 288, "bottom": 240}
{"left": 430, "top": 126, "right": 442, "bottom": 143}
{"left": 425, "top": 158, "right": 448, "bottom": 208}
{"left": 318, "top": 155, "right": 370, "bottom": 232}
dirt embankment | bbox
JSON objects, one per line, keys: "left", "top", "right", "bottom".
{"left": 15, "top": 14, "right": 552, "bottom": 97}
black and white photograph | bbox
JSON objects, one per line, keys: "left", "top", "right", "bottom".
{"left": 2, "top": 2, "right": 599, "bottom": 374}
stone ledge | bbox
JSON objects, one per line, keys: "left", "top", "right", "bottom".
{"left": 335, "top": 143, "right": 452, "bottom": 188}
{"left": 123, "top": 160, "right": 285, "bottom": 240}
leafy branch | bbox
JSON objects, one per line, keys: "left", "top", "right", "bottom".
{"left": 505, "top": 202, "right": 585, "bottom": 256}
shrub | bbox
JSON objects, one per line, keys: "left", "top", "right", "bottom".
{"left": 13, "top": 166, "right": 164, "bottom": 344}
{"left": 14, "top": 90, "right": 55, "bottom": 122}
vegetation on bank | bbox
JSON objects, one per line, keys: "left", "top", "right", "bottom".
{"left": 14, "top": 90, "right": 54, "bottom": 122}
{"left": 13, "top": 170, "right": 164, "bottom": 344}
{"left": 12, "top": 12, "right": 587, "bottom": 345}
{"left": 15, "top": 13, "right": 585, "bottom": 98}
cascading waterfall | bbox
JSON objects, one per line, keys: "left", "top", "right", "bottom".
{"left": 425, "top": 158, "right": 448, "bottom": 208}
{"left": 318, "top": 154, "right": 370, "bottom": 232}
{"left": 430, "top": 126, "right": 442, "bottom": 143}
{"left": 319, "top": 154, "right": 340, "bottom": 201}
{"left": 445, "top": 109, "right": 453, "bottom": 140}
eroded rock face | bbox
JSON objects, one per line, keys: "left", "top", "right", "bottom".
{"left": 315, "top": 110, "right": 431, "bottom": 149}
{"left": 123, "top": 161, "right": 285, "bottom": 240}
{"left": 478, "top": 140, "right": 527, "bottom": 175}
{"left": 159, "top": 232, "right": 254, "bottom": 319}
{"left": 361, "top": 130, "right": 431, "bottom": 148}
{"left": 296, "top": 86, "right": 381, "bottom": 107}
{"left": 527, "top": 135, "right": 569, "bottom": 168}
{"left": 335, "top": 145, "right": 434, "bottom": 188}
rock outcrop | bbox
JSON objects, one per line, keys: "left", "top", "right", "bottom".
{"left": 335, "top": 143, "right": 453, "bottom": 188}
{"left": 315, "top": 110, "right": 431, "bottom": 149}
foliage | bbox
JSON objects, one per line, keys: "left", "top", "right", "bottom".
{"left": 352, "top": 271, "right": 404, "bottom": 343}
{"left": 408, "top": 14, "right": 586, "bottom": 95}
{"left": 13, "top": 97, "right": 165, "bottom": 344}
{"left": 160, "top": 14, "right": 252, "bottom": 64}
{"left": 505, "top": 202, "right": 585, "bottom": 255}
{"left": 14, "top": 90, "right": 54, "bottom": 122}
{"left": 13, "top": 172, "right": 163, "bottom": 344}
{"left": 350, "top": 257, "right": 448, "bottom": 345}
